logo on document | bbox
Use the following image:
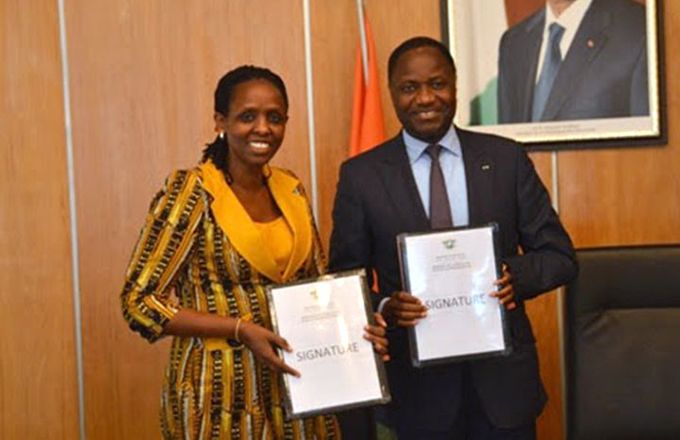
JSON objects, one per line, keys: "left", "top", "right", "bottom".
{"left": 442, "top": 239, "right": 456, "bottom": 250}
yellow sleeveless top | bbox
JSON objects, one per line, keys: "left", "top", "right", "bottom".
{"left": 255, "top": 216, "right": 293, "bottom": 275}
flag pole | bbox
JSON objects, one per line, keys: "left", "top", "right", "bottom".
{"left": 355, "top": 0, "right": 369, "bottom": 83}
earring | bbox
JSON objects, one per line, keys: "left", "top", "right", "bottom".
{"left": 263, "top": 164, "right": 272, "bottom": 179}
{"left": 224, "top": 170, "right": 234, "bottom": 185}
{"left": 218, "top": 131, "right": 225, "bottom": 140}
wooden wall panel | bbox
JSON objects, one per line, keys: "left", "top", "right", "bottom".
{"left": 527, "top": 288, "right": 563, "bottom": 440}
{"left": 0, "top": 1, "right": 79, "bottom": 438}
{"left": 559, "top": 144, "right": 680, "bottom": 247}
{"left": 64, "top": 1, "right": 309, "bottom": 438}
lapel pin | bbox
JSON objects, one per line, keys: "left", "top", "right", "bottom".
{"left": 481, "top": 164, "right": 491, "bottom": 171}
{"left": 587, "top": 39, "right": 595, "bottom": 48}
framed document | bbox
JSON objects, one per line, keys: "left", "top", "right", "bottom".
{"left": 266, "top": 269, "right": 390, "bottom": 419}
{"left": 397, "top": 224, "right": 510, "bottom": 367}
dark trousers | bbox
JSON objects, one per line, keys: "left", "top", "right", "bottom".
{"left": 337, "top": 407, "right": 376, "bottom": 440}
{"left": 338, "top": 366, "right": 537, "bottom": 440}
{"left": 392, "top": 365, "right": 536, "bottom": 440}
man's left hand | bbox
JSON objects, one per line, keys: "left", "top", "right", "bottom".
{"left": 490, "top": 265, "right": 516, "bottom": 310}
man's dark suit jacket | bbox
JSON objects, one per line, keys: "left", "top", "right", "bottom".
{"left": 497, "top": 0, "right": 648, "bottom": 123}
{"left": 329, "top": 127, "right": 578, "bottom": 431}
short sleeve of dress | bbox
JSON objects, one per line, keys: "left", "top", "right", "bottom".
{"left": 120, "top": 169, "right": 206, "bottom": 342}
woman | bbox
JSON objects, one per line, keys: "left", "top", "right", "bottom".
{"left": 121, "top": 65, "right": 388, "bottom": 439}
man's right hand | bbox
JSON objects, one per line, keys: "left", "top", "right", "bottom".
{"left": 382, "top": 291, "right": 428, "bottom": 327}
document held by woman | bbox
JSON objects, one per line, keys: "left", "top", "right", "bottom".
{"left": 267, "top": 270, "right": 390, "bottom": 418}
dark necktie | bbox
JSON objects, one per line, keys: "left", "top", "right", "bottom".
{"left": 531, "top": 22, "right": 565, "bottom": 121}
{"left": 426, "top": 144, "right": 453, "bottom": 229}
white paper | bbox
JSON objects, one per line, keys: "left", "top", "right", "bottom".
{"left": 269, "top": 274, "right": 384, "bottom": 415}
{"left": 402, "top": 226, "right": 506, "bottom": 362}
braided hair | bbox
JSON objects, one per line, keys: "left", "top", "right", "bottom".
{"left": 202, "top": 65, "right": 289, "bottom": 182}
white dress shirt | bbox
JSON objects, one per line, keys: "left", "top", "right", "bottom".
{"left": 535, "top": 0, "right": 594, "bottom": 84}
{"left": 402, "top": 125, "right": 470, "bottom": 227}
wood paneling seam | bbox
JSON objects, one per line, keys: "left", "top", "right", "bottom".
{"left": 57, "top": 0, "right": 86, "bottom": 438}
{"left": 355, "top": 0, "right": 369, "bottom": 81}
{"left": 552, "top": 150, "right": 567, "bottom": 440}
{"left": 302, "top": 0, "right": 319, "bottom": 220}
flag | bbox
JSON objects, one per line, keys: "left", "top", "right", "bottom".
{"left": 349, "top": 15, "right": 385, "bottom": 157}
{"left": 349, "top": 13, "right": 385, "bottom": 292}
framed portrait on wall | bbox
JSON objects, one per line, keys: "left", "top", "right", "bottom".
{"left": 442, "top": 0, "right": 666, "bottom": 150}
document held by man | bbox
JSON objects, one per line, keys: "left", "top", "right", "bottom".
{"left": 398, "top": 224, "right": 509, "bottom": 367}
{"left": 266, "top": 270, "right": 390, "bottom": 418}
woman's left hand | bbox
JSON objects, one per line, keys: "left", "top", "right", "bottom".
{"left": 364, "top": 312, "right": 390, "bottom": 361}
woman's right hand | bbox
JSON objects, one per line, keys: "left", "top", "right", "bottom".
{"left": 239, "top": 321, "right": 300, "bottom": 377}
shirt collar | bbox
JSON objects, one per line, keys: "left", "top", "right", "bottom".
{"left": 544, "top": 0, "right": 592, "bottom": 33}
{"left": 402, "top": 125, "right": 461, "bottom": 164}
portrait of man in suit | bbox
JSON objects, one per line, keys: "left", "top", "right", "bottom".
{"left": 330, "top": 36, "right": 578, "bottom": 439}
{"left": 497, "top": 0, "right": 649, "bottom": 123}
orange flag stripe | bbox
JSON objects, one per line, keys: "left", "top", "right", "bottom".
{"left": 349, "top": 15, "right": 385, "bottom": 157}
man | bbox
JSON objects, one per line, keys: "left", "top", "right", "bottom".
{"left": 329, "top": 37, "right": 578, "bottom": 439}
{"left": 498, "top": 0, "right": 648, "bottom": 123}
